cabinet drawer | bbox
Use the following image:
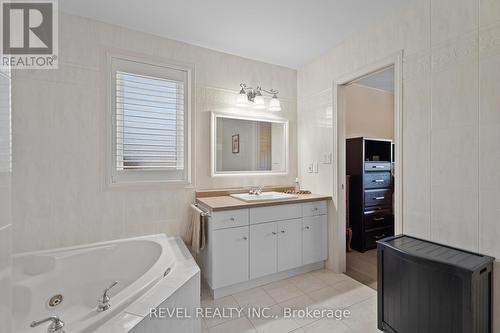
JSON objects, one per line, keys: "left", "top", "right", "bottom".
{"left": 364, "top": 189, "right": 392, "bottom": 207}
{"left": 364, "top": 172, "right": 392, "bottom": 189}
{"left": 211, "top": 209, "right": 249, "bottom": 230}
{"left": 364, "top": 226, "right": 393, "bottom": 250}
{"left": 302, "top": 201, "right": 327, "bottom": 217}
{"left": 364, "top": 209, "right": 393, "bottom": 229}
{"left": 365, "top": 162, "right": 391, "bottom": 172}
{"left": 250, "top": 203, "right": 302, "bottom": 224}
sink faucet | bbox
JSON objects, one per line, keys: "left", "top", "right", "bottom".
{"left": 30, "top": 316, "right": 65, "bottom": 333}
{"left": 249, "top": 186, "right": 264, "bottom": 195}
{"left": 97, "top": 280, "right": 118, "bottom": 312}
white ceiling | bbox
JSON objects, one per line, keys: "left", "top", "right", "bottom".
{"left": 60, "top": 0, "right": 414, "bottom": 69}
{"left": 353, "top": 67, "right": 394, "bottom": 93}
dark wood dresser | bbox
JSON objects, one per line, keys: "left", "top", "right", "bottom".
{"left": 346, "top": 137, "right": 394, "bottom": 252}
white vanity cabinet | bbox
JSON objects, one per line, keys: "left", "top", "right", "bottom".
{"left": 249, "top": 217, "right": 303, "bottom": 279}
{"left": 277, "top": 218, "right": 302, "bottom": 271}
{"left": 302, "top": 215, "right": 328, "bottom": 265}
{"left": 302, "top": 201, "right": 328, "bottom": 265}
{"left": 200, "top": 200, "right": 328, "bottom": 298}
{"left": 250, "top": 222, "right": 278, "bottom": 279}
{"left": 212, "top": 225, "right": 249, "bottom": 288}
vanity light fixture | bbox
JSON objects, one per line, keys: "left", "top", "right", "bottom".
{"left": 268, "top": 93, "right": 281, "bottom": 112}
{"left": 236, "top": 83, "right": 281, "bottom": 111}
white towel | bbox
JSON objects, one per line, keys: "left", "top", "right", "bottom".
{"left": 186, "top": 204, "right": 206, "bottom": 254}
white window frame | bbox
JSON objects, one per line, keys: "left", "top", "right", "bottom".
{"left": 106, "top": 52, "right": 193, "bottom": 186}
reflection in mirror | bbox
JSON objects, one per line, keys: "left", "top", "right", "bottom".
{"left": 214, "top": 115, "right": 287, "bottom": 174}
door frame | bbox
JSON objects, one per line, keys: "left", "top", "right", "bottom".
{"left": 330, "top": 50, "right": 403, "bottom": 273}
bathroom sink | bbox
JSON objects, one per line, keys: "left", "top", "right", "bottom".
{"left": 230, "top": 191, "right": 299, "bottom": 202}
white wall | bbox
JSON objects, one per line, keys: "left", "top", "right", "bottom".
{"left": 297, "top": 0, "right": 500, "bottom": 330}
{"left": 11, "top": 13, "right": 297, "bottom": 253}
{"left": 345, "top": 84, "right": 394, "bottom": 140}
{"left": 0, "top": 66, "right": 12, "bottom": 332}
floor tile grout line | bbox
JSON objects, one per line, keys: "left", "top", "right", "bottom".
{"left": 207, "top": 272, "right": 376, "bottom": 332}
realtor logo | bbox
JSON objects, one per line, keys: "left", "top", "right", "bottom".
{"left": 1, "top": 0, "right": 58, "bottom": 69}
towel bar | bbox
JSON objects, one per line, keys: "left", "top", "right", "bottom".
{"left": 192, "top": 203, "right": 210, "bottom": 217}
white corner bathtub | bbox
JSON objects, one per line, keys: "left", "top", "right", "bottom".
{"left": 12, "top": 234, "right": 200, "bottom": 333}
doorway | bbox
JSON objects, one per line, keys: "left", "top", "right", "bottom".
{"left": 329, "top": 52, "right": 403, "bottom": 287}
{"left": 345, "top": 67, "right": 395, "bottom": 289}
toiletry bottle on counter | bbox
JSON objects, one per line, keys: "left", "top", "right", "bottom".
{"left": 294, "top": 177, "right": 300, "bottom": 193}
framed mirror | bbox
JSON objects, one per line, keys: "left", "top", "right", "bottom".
{"left": 211, "top": 113, "right": 288, "bottom": 175}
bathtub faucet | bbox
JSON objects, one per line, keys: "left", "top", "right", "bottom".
{"left": 97, "top": 280, "right": 118, "bottom": 312}
{"left": 97, "top": 281, "right": 118, "bottom": 312}
{"left": 30, "top": 316, "right": 65, "bottom": 333}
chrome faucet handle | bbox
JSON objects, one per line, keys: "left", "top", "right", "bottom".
{"left": 249, "top": 186, "right": 264, "bottom": 195}
{"left": 256, "top": 186, "right": 264, "bottom": 195}
{"left": 30, "top": 316, "right": 65, "bottom": 333}
{"left": 97, "top": 280, "right": 118, "bottom": 312}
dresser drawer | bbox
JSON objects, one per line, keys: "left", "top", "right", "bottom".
{"left": 364, "top": 189, "right": 392, "bottom": 207}
{"left": 364, "top": 226, "right": 394, "bottom": 250}
{"left": 364, "top": 209, "right": 393, "bottom": 229}
{"left": 250, "top": 203, "right": 302, "bottom": 224}
{"left": 364, "top": 172, "right": 392, "bottom": 189}
{"left": 211, "top": 209, "right": 249, "bottom": 230}
{"left": 302, "top": 201, "right": 327, "bottom": 217}
{"left": 364, "top": 162, "right": 391, "bottom": 172}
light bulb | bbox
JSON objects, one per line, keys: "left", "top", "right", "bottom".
{"left": 236, "top": 89, "right": 248, "bottom": 107}
{"left": 253, "top": 90, "right": 265, "bottom": 109}
{"left": 269, "top": 95, "right": 281, "bottom": 111}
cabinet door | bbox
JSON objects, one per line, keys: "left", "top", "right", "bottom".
{"left": 277, "top": 218, "right": 302, "bottom": 272}
{"left": 250, "top": 222, "right": 277, "bottom": 279}
{"left": 302, "top": 215, "right": 327, "bottom": 265}
{"left": 212, "top": 226, "right": 249, "bottom": 288}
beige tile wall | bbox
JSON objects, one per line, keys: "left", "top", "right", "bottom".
{"left": 297, "top": 0, "right": 500, "bottom": 330}
{"left": 11, "top": 13, "right": 297, "bottom": 253}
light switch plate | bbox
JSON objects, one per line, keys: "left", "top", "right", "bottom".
{"left": 307, "top": 163, "right": 314, "bottom": 173}
{"left": 322, "top": 153, "right": 332, "bottom": 164}
{"left": 313, "top": 162, "right": 319, "bottom": 173}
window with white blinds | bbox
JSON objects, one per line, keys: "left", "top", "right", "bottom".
{"left": 110, "top": 57, "right": 191, "bottom": 184}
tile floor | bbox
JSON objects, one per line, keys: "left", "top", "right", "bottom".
{"left": 201, "top": 269, "right": 382, "bottom": 333}
{"left": 345, "top": 249, "right": 377, "bottom": 290}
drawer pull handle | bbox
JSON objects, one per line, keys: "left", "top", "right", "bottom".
{"left": 242, "top": 236, "right": 248, "bottom": 240}
{"left": 372, "top": 165, "right": 385, "bottom": 169}
{"left": 373, "top": 217, "right": 385, "bottom": 221}
{"left": 374, "top": 234, "right": 386, "bottom": 240}
{"left": 229, "top": 217, "right": 235, "bottom": 221}
{"left": 373, "top": 179, "right": 385, "bottom": 183}
{"left": 272, "top": 232, "right": 277, "bottom": 235}
{"left": 281, "top": 230, "right": 286, "bottom": 233}
{"left": 374, "top": 196, "right": 385, "bottom": 200}
{"left": 305, "top": 226, "right": 310, "bottom": 230}
{"left": 312, "top": 208, "right": 319, "bottom": 211}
